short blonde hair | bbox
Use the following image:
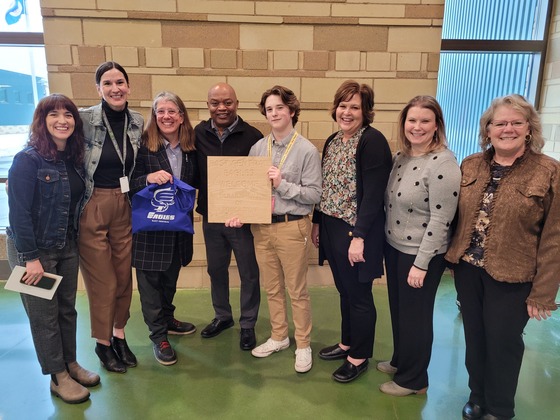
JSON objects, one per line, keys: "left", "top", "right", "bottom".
{"left": 479, "top": 94, "right": 544, "bottom": 153}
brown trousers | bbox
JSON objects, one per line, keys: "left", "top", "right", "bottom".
{"left": 79, "top": 188, "right": 132, "bottom": 341}
{"left": 251, "top": 217, "right": 312, "bottom": 349}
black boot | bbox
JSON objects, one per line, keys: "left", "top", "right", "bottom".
{"left": 95, "top": 342, "right": 126, "bottom": 373}
{"left": 111, "top": 336, "right": 137, "bottom": 367}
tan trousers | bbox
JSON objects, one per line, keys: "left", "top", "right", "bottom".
{"left": 251, "top": 217, "right": 312, "bottom": 349}
{"left": 79, "top": 188, "right": 132, "bottom": 341}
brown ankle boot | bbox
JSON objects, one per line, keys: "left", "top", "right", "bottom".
{"left": 50, "top": 371, "right": 90, "bottom": 404}
{"left": 67, "top": 361, "right": 101, "bottom": 387}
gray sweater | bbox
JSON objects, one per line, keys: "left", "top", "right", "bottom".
{"left": 385, "top": 148, "right": 461, "bottom": 269}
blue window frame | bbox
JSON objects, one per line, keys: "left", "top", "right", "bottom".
{"left": 436, "top": 0, "right": 553, "bottom": 162}
{"left": 0, "top": 0, "right": 46, "bottom": 228}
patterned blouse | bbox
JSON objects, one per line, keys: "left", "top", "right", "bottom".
{"left": 462, "top": 162, "right": 511, "bottom": 267}
{"left": 319, "top": 127, "right": 365, "bottom": 226}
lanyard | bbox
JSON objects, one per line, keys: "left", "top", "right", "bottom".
{"left": 267, "top": 131, "right": 298, "bottom": 170}
{"left": 102, "top": 110, "right": 128, "bottom": 177}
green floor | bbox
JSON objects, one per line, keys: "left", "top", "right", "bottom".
{"left": 1, "top": 275, "right": 558, "bottom": 419}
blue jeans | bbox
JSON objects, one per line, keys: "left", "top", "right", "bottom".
{"left": 7, "top": 233, "right": 79, "bottom": 375}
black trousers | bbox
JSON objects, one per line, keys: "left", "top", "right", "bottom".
{"left": 136, "top": 243, "right": 182, "bottom": 344}
{"left": 202, "top": 218, "right": 260, "bottom": 328}
{"left": 454, "top": 260, "right": 531, "bottom": 419}
{"left": 384, "top": 243, "right": 446, "bottom": 390}
{"left": 321, "top": 214, "right": 376, "bottom": 359}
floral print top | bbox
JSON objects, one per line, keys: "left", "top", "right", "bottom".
{"left": 319, "top": 127, "right": 365, "bottom": 226}
{"left": 462, "top": 162, "right": 511, "bottom": 267}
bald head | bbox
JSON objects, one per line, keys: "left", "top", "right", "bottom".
{"left": 207, "top": 83, "right": 239, "bottom": 130}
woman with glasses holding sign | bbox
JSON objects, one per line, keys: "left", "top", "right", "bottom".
{"left": 130, "top": 91, "right": 198, "bottom": 366}
{"left": 7, "top": 94, "right": 98, "bottom": 403}
{"left": 78, "top": 61, "right": 144, "bottom": 374}
{"left": 446, "top": 95, "right": 560, "bottom": 420}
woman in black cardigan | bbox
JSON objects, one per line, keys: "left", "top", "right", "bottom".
{"left": 312, "top": 80, "right": 392, "bottom": 382}
{"left": 130, "top": 91, "right": 198, "bottom": 366}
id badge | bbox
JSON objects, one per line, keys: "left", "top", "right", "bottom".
{"left": 271, "top": 195, "right": 275, "bottom": 212}
{"left": 119, "top": 176, "right": 130, "bottom": 193}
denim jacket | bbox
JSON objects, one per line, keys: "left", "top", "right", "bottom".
{"left": 79, "top": 103, "right": 144, "bottom": 213}
{"left": 7, "top": 147, "right": 85, "bottom": 263}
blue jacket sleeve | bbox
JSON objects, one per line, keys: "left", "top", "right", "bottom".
{"left": 7, "top": 152, "right": 41, "bottom": 262}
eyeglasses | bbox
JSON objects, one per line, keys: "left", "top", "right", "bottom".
{"left": 155, "top": 109, "right": 181, "bottom": 117}
{"left": 490, "top": 120, "right": 527, "bottom": 129}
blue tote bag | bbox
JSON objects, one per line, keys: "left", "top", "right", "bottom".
{"left": 131, "top": 177, "right": 195, "bottom": 234}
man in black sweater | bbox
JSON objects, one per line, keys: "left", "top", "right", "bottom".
{"left": 195, "top": 83, "right": 262, "bottom": 350}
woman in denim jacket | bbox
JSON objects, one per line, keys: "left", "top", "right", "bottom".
{"left": 78, "top": 62, "right": 144, "bottom": 373}
{"left": 446, "top": 95, "right": 560, "bottom": 420}
{"left": 7, "top": 94, "right": 99, "bottom": 404}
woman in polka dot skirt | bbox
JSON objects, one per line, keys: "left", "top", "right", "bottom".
{"left": 379, "top": 95, "right": 461, "bottom": 396}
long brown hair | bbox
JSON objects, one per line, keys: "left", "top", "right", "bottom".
{"left": 142, "top": 91, "right": 195, "bottom": 152}
{"left": 28, "top": 94, "right": 84, "bottom": 164}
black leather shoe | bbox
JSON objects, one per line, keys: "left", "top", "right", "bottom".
{"left": 332, "top": 359, "right": 369, "bottom": 383}
{"left": 95, "top": 343, "right": 126, "bottom": 373}
{"left": 153, "top": 340, "right": 177, "bottom": 366}
{"left": 463, "top": 401, "right": 484, "bottom": 419}
{"left": 318, "top": 343, "right": 349, "bottom": 361}
{"left": 111, "top": 337, "right": 137, "bottom": 367}
{"left": 481, "top": 414, "right": 510, "bottom": 420}
{"left": 167, "top": 318, "right": 197, "bottom": 335}
{"left": 201, "top": 318, "right": 234, "bottom": 338}
{"left": 240, "top": 328, "right": 257, "bottom": 350}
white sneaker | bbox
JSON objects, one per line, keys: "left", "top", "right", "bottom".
{"left": 294, "top": 347, "right": 313, "bottom": 373}
{"left": 251, "top": 337, "right": 290, "bottom": 358}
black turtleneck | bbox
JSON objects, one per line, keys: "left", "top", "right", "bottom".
{"left": 93, "top": 100, "right": 134, "bottom": 188}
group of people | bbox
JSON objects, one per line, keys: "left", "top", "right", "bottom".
{"left": 6, "top": 61, "right": 559, "bottom": 419}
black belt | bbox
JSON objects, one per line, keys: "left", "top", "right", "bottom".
{"left": 271, "top": 214, "right": 304, "bottom": 223}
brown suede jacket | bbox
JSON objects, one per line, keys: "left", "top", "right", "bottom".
{"left": 445, "top": 149, "right": 560, "bottom": 310}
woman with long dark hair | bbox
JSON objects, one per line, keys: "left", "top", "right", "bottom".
{"left": 7, "top": 94, "right": 99, "bottom": 404}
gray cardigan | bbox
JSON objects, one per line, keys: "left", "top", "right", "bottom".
{"left": 385, "top": 148, "right": 461, "bottom": 269}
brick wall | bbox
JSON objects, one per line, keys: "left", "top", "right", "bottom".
{"left": 35, "top": 0, "right": 559, "bottom": 287}
{"left": 541, "top": 0, "right": 560, "bottom": 160}
{"left": 38, "top": 0, "right": 445, "bottom": 286}
{"left": 40, "top": 0, "right": 445, "bottom": 154}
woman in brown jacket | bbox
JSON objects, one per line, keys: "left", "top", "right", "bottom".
{"left": 445, "top": 94, "right": 560, "bottom": 420}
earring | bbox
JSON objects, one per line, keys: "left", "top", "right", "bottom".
{"left": 525, "top": 133, "right": 532, "bottom": 144}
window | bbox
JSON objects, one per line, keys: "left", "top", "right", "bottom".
{"left": 436, "top": 0, "right": 553, "bottom": 162}
{"left": 0, "top": 0, "right": 47, "bottom": 227}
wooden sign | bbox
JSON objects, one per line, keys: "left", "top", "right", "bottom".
{"left": 207, "top": 156, "right": 272, "bottom": 224}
